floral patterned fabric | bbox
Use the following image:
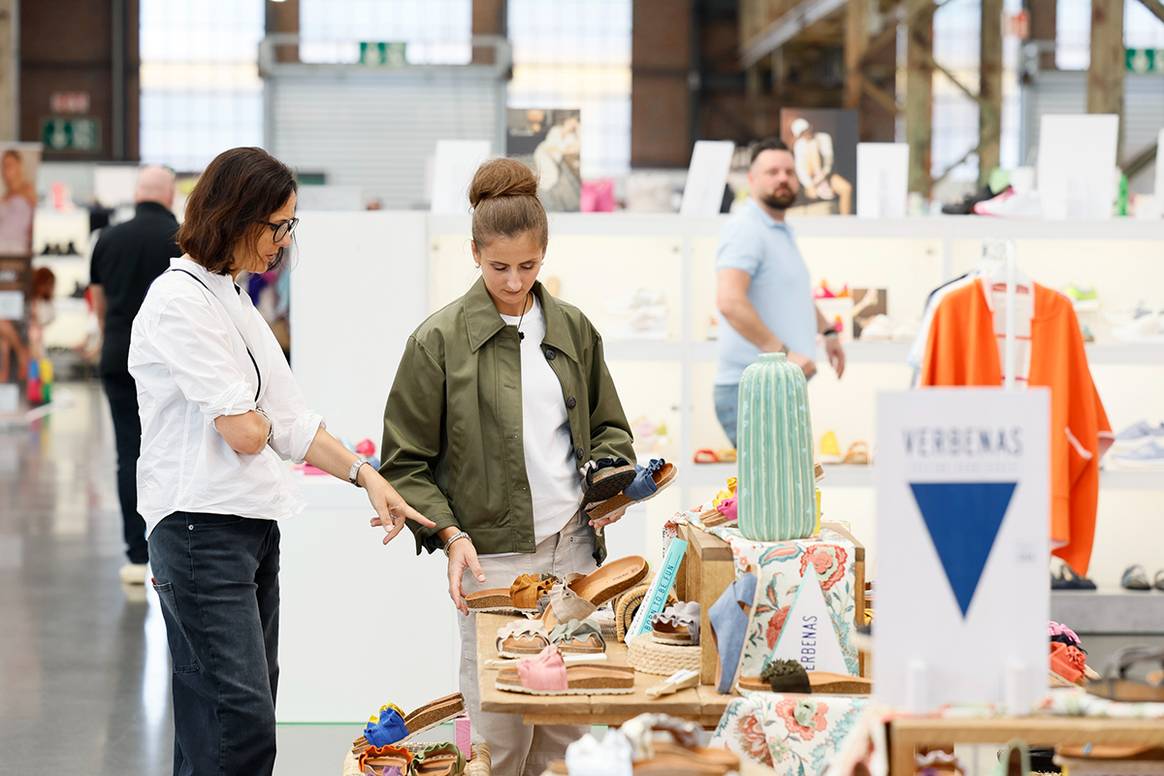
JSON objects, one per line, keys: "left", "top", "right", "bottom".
{"left": 713, "top": 527, "right": 859, "bottom": 679}
{"left": 712, "top": 693, "right": 869, "bottom": 774}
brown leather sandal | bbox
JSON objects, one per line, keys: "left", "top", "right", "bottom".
{"left": 465, "top": 572, "right": 557, "bottom": 614}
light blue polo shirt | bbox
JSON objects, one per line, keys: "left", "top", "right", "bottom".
{"left": 715, "top": 199, "right": 816, "bottom": 386}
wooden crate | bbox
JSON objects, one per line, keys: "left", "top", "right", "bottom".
{"left": 677, "top": 524, "right": 737, "bottom": 686}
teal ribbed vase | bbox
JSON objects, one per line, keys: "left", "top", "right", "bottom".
{"left": 737, "top": 352, "right": 815, "bottom": 541}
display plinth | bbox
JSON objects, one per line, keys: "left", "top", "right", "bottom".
{"left": 677, "top": 523, "right": 867, "bottom": 686}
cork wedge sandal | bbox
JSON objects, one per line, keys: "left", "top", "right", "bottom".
{"left": 737, "top": 670, "right": 872, "bottom": 695}
{"left": 465, "top": 572, "right": 557, "bottom": 614}
{"left": 542, "top": 555, "right": 649, "bottom": 629}
{"left": 495, "top": 645, "right": 635, "bottom": 696}
{"left": 585, "top": 460, "right": 678, "bottom": 521}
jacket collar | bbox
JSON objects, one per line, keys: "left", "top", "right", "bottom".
{"left": 136, "top": 201, "right": 177, "bottom": 221}
{"left": 463, "top": 277, "right": 579, "bottom": 362}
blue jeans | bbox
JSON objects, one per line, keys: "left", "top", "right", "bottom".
{"left": 149, "top": 512, "right": 281, "bottom": 776}
{"left": 714, "top": 384, "right": 739, "bottom": 448}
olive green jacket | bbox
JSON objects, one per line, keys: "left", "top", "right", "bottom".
{"left": 381, "top": 278, "right": 635, "bottom": 562}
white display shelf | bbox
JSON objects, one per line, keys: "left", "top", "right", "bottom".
{"left": 429, "top": 212, "right": 1164, "bottom": 242}
{"left": 606, "top": 338, "right": 1164, "bottom": 366}
{"left": 685, "top": 461, "right": 1161, "bottom": 492}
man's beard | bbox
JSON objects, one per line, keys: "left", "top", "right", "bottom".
{"left": 760, "top": 188, "right": 797, "bottom": 210}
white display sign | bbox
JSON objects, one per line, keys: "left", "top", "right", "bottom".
{"left": 0, "top": 384, "right": 17, "bottom": 414}
{"left": 296, "top": 185, "right": 364, "bottom": 211}
{"left": 770, "top": 574, "right": 848, "bottom": 675}
{"left": 679, "top": 140, "right": 735, "bottom": 217}
{"left": 94, "top": 164, "right": 139, "bottom": 208}
{"left": 856, "top": 143, "right": 908, "bottom": 218}
{"left": 1154, "top": 128, "right": 1164, "bottom": 216}
{"left": 1038, "top": 114, "right": 1119, "bottom": 220}
{"left": 430, "top": 139, "right": 491, "bottom": 214}
{"left": 0, "top": 291, "right": 23, "bottom": 320}
{"left": 874, "top": 389, "right": 1049, "bottom": 713}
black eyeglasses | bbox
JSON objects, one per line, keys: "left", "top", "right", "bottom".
{"left": 260, "top": 217, "right": 299, "bottom": 242}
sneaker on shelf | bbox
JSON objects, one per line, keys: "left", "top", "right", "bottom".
{"left": 1112, "top": 313, "right": 1164, "bottom": 343}
{"left": 1108, "top": 439, "right": 1164, "bottom": 469}
{"left": 1112, "top": 420, "right": 1164, "bottom": 450}
{"left": 857, "top": 314, "right": 894, "bottom": 340}
{"left": 119, "top": 562, "right": 149, "bottom": 585}
{"left": 1063, "top": 284, "right": 1099, "bottom": 312}
{"left": 972, "top": 187, "right": 1042, "bottom": 218}
{"left": 941, "top": 184, "right": 999, "bottom": 215}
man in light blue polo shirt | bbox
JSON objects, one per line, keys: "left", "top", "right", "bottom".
{"left": 714, "top": 138, "right": 845, "bottom": 446}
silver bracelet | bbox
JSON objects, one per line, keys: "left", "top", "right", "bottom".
{"left": 442, "top": 531, "right": 470, "bottom": 556}
{"left": 254, "top": 407, "right": 274, "bottom": 445}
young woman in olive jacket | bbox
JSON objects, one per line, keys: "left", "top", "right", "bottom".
{"left": 379, "top": 159, "right": 636, "bottom": 776}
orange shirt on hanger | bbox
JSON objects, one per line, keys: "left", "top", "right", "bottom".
{"left": 920, "top": 280, "right": 1112, "bottom": 575}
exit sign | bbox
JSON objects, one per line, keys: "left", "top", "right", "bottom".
{"left": 40, "top": 117, "right": 101, "bottom": 152}
{"left": 1126, "top": 48, "right": 1164, "bottom": 74}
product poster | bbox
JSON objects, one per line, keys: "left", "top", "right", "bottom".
{"left": 779, "top": 109, "right": 857, "bottom": 216}
{"left": 507, "top": 108, "right": 581, "bottom": 212}
{"left": 0, "top": 143, "right": 41, "bottom": 320}
{"left": 874, "top": 389, "right": 1050, "bottom": 713}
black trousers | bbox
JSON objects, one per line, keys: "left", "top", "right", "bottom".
{"left": 101, "top": 370, "right": 149, "bottom": 564}
{"left": 149, "top": 512, "right": 281, "bottom": 776}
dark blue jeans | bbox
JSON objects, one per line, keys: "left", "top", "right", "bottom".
{"left": 714, "top": 383, "right": 739, "bottom": 448}
{"left": 149, "top": 512, "right": 281, "bottom": 776}
{"left": 101, "top": 371, "right": 149, "bottom": 563}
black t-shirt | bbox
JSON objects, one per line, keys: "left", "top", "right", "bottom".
{"left": 89, "top": 201, "right": 179, "bottom": 375}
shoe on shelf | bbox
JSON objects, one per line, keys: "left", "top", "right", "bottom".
{"left": 1120, "top": 564, "right": 1152, "bottom": 591}
{"left": 972, "top": 187, "right": 1042, "bottom": 218}
{"left": 818, "top": 431, "right": 842, "bottom": 463}
{"left": 813, "top": 279, "right": 838, "bottom": 300}
{"left": 1051, "top": 564, "right": 1096, "bottom": 591}
{"left": 1063, "top": 284, "right": 1100, "bottom": 312}
{"left": 1109, "top": 439, "right": 1164, "bottom": 469}
{"left": 119, "top": 562, "right": 148, "bottom": 585}
{"left": 1112, "top": 420, "right": 1164, "bottom": 449}
{"left": 1112, "top": 313, "right": 1164, "bottom": 343}
{"left": 941, "top": 184, "right": 998, "bottom": 215}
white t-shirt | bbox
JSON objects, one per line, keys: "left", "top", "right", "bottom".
{"left": 500, "top": 297, "right": 584, "bottom": 545}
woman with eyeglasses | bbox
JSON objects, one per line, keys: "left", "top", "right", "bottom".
{"left": 128, "top": 147, "right": 433, "bottom": 776}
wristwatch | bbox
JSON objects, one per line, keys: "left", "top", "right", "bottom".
{"left": 347, "top": 457, "right": 370, "bottom": 487}
{"left": 822, "top": 327, "right": 839, "bottom": 338}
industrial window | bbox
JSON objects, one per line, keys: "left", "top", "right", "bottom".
{"left": 139, "top": 0, "right": 264, "bottom": 171}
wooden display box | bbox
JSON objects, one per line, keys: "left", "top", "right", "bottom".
{"left": 675, "top": 523, "right": 866, "bottom": 686}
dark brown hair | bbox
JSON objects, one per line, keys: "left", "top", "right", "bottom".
{"left": 177, "top": 147, "right": 296, "bottom": 275}
{"left": 468, "top": 158, "right": 548, "bottom": 250}
{"left": 750, "top": 137, "right": 790, "bottom": 166}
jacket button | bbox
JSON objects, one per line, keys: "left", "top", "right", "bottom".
{"left": 575, "top": 447, "right": 584, "bottom": 461}
{"left": 545, "top": 348, "right": 556, "bottom": 361}
{"left": 566, "top": 396, "right": 577, "bottom": 409}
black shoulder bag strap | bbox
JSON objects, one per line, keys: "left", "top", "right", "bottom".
{"left": 167, "top": 268, "right": 262, "bottom": 402}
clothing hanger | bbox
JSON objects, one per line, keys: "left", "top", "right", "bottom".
{"left": 978, "top": 240, "right": 1031, "bottom": 292}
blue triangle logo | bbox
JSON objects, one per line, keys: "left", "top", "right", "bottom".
{"left": 909, "top": 482, "right": 1017, "bottom": 618}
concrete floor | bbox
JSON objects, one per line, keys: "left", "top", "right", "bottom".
{"left": 0, "top": 383, "right": 365, "bottom": 776}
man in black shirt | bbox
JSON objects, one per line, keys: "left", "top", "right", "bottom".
{"left": 89, "top": 166, "right": 178, "bottom": 585}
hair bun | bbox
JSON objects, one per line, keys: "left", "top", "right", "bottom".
{"left": 468, "top": 158, "right": 538, "bottom": 208}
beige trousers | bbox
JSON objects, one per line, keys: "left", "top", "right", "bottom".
{"left": 457, "top": 513, "right": 597, "bottom": 776}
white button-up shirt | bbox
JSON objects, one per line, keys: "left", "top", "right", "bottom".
{"left": 129, "top": 256, "right": 324, "bottom": 536}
